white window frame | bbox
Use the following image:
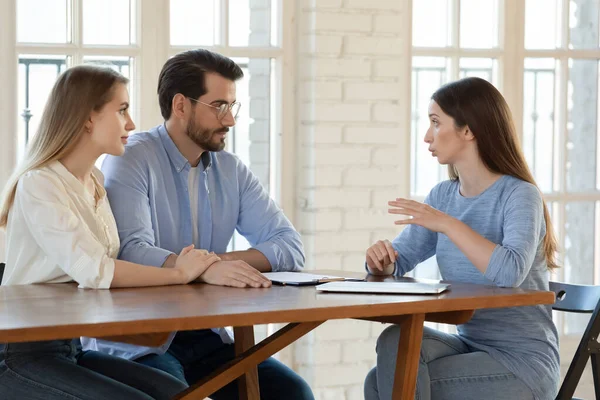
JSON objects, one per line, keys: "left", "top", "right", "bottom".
{"left": 0, "top": 0, "right": 296, "bottom": 217}
{"left": 406, "top": 0, "right": 600, "bottom": 341}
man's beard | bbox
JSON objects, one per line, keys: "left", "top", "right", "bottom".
{"left": 186, "top": 115, "right": 228, "bottom": 152}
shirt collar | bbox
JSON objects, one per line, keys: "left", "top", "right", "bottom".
{"left": 47, "top": 160, "right": 106, "bottom": 205}
{"left": 158, "top": 124, "right": 213, "bottom": 173}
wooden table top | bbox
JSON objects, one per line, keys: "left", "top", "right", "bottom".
{"left": 0, "top": 270, "right": 555, "bottom": 343}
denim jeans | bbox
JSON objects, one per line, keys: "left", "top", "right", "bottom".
{"left": 0, "top": 339, "right": 187, "bottom": 400}
{"left": 364, "top": 326, "right": 535, "bottom": 400}
{"left": 137, "top": 329, "right": 314, "bottom": 400}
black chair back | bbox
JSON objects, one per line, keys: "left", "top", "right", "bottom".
{"left": 0, "top": 262, "right": 4, "bottom": 283}
{"left": 550, "top": 281, "right": 600, "bottom": 400}
{"left": 551, "top": 281, "right": 600, "bottom": 313}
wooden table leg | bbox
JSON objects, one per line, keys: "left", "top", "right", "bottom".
{"left": 234, "top": 326, "right": 260, "bottom": 400}
{"left": 175, "top": 321, "right": 323, "bottom": 400}
{"left": 392, "top": 313, "right": 425, "bottom": 400}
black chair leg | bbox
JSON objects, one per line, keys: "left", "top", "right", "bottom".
{"left": 592, "top": 353, "right": 600, "bottom": 400}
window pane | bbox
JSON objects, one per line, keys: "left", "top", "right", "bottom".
{"left": 229, "top": 0, "right": 275, "bottom": 46}
{"left": 228, "top": 58, "right": 271, "bottom": 188}
{"left": 83, "top": 56, "right": 131, "bottom": 79}
{"left": 83, "top": 0, "right": 133, "bottom": 45}
{"left": 459, "top": 0, "right": 499, "bottom": 48}
{"left": 411, "top": 57, "right": 450, "bottom": 196}
{"left": 567, "top": 59, "right": 599, "bottom": 192}
{"left": 18, "top": 55, "right": 68, "bottom": 154}
{"left": 525, "top": 0, "right": 562, "bottom": 49}
{"left": 17, "top": 0, "right": 69, "bottom": 43}
{"left": 412, "top": 0, "right": 450, "bottom": 47}
{"left": 570, "top": 0, "right": 600, "bottom": 49}
{"left": 170, "top": 0, "right": 218, "bottom": 46}
{"left": 564, "top": 201, "right": 595, "bottom": 334}
{"left": 227, "top": 58, "right": 273, "bottom": 250}
{"left": 523, "top": 58, "right": 558, "bottom": 194}
{"left": 459, "top": 58, "right": 497, "bottom": 83}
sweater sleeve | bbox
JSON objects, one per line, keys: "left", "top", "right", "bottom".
{"left": 484, "top": 182, "right": 545, "bottom": 287}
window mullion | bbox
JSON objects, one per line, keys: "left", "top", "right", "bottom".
{"left": 556, "top": 52, "right": 568, "bottom": 283}
{"left": 450, "top": 0, "right": 460, "bottom": 80}
{"left": 139, "top": 0, "right": 169, "bottom": 130}
{"left": 0, "top": 0, "right": 17, "bottom": 189}
{"left": 220, "top": 0, "right": 229, "bottom": 47}
{"left": 451, "top": 0, "right": 460, "bottom": 48}
{"left": 560, "top": 0, "right": 569, "bottom": 49}
{"left": 501, "top": 0, "right": 525, "bottom": 142}
{"left": 71, "top": 0, "right": 83, "bottom": 65}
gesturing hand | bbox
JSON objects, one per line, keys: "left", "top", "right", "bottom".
{"left": 388, "top": 198, "right": 453, "bottom": 234}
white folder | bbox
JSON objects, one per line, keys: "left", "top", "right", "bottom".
{"left": 315, "top": 281, "right": 450, "bottom": 295}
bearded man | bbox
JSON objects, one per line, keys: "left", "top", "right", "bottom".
{"left": 92, "top": 49, "right": 312, "bottom": 400}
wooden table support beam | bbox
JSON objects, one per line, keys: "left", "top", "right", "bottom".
{"left": 175, "top": 321, "right": 324, "bottom": 400}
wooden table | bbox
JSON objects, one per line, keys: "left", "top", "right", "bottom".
{"left": 0, "top": 271, "right": 555, "bottom": 400}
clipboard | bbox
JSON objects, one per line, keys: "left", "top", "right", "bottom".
{"left": 262, "top": 272, "right": 365, "bottom": 286}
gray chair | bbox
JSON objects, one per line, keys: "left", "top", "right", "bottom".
{"left": 551, "top": 281, "right": 600, "bottom": 400}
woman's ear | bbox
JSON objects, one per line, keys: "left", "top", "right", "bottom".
{"left": 84, "top": 118, "right": 93, "bottom": 134}
{"left": 462, "top": 126, "right": 475, "bottom": 141}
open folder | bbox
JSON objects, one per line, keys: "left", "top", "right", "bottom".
{"left": 262, "top": 272, "right": 365, "bottom": 286}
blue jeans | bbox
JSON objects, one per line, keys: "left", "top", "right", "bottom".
{"left": 364, "top": 326, "right": 535, "bottom": 400}
{"left": 0, "top": 339, "right": 187, "bottom": 400}
{"left": 137, "top": 329, "right": 314, "bottom": 400}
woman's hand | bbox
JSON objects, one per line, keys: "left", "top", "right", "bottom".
{"left": 388, "top": 198, "right": 455, "bottom": 234}
{"left": 174, "top": 245, "right": 221, "bottom": 284}
{"left": 366, "top": 239, "right": 398, "bottom": 274}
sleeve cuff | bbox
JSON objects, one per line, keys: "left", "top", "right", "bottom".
{"left": 252, "top": 241, "right": 285, "bottom": 272}
{"left": 140, "top": 245, "right": 175, "bottom": 268}
{"left": 483, "top": 244, "right": 503, "bottom": 283}
{"left": 97, "top": 258, "right": 115, "bottom": 289}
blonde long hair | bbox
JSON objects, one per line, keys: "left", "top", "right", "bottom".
{"left": 0, "top": 65, "right": 128, "bottom": 228}
{"left": 432, "top": 77, "right": 559, "bottom": 270}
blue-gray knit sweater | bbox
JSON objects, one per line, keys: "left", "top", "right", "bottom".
{"left": 392, "top": 175, "right": 559, "bottom": 400}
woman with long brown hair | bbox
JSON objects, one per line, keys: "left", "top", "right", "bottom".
{"left": 0, "top": 65, "right": 221, "bottom": 399}
{"left": 364, "top": 77, "right": 559, "bottom": 400}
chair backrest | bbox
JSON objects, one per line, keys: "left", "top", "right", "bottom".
{"left": 0, "top": 262, "right": 4, "bottom": 283}
{"left": 550, "top": 281, "right": 600, "bottom": 400}
{"left": 550, "top": 281, "right": 600, "bottom": 313}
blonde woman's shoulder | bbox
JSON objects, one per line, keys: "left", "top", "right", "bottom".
{"left": 18, "top": 162, "right": 69, "bottom": 197}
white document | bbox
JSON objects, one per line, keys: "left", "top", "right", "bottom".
{"left": 315, "top": 281, "right": 450, "bottom": 295}
{"left": 263, "top": 272, "right": 364, "bottom": 286}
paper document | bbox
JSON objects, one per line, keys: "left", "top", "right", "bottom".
{"left": 263, "top": 272, "right": 365, "bottom": 286}
{"left": 316, "top": 281, "right": 451, "bottom": 295}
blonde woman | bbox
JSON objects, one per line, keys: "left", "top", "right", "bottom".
{"left": 0, "top": 65, "right": 219, "bottom": 399}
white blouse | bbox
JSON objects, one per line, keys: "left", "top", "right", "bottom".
{"left": 2, "top": 161, "right": 118, "bottom": 289}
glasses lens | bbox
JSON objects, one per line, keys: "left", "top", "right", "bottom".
{"left": 231, "top": 102, "right": 241, "bottom": 119}
{"left": 217, "top": 104, "right": 228, "bottom": 120}
{"left": 217, "top": 103, "right": 242, "bottom": 120}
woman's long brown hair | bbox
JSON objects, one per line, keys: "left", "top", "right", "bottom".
{"left": 432, "top": 77, "right": 559, "bottom": 270}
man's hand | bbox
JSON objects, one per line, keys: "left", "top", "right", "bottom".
{"left": 198, "top": 260, "right": 272, "bottom": 288}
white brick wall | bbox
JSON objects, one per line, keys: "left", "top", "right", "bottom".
{"left": 294, "top": 0, "right": 409, "bottom": 398}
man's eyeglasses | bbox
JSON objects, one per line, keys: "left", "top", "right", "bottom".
{"left": 188, "top": 97, "right": 241, "bottom": 121}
